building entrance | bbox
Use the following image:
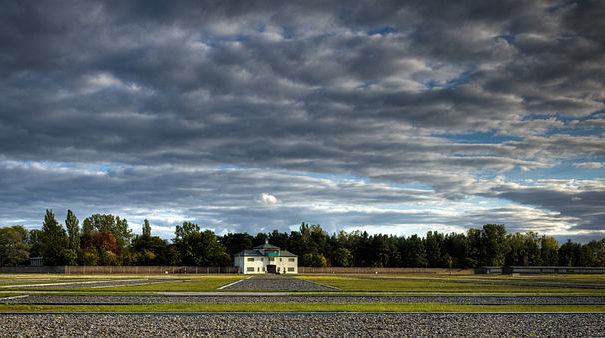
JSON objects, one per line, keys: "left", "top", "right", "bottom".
{"left": 267, "top": 264, "right": 276, "bottom": 273}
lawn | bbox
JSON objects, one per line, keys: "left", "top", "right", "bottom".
{"left": 297, "top": 276, "right": 605, "bottom": 294}
{"left": 3, "top": 275, "right": 245, "bottom": 292}
{"left": 1, "top": 273, "right": 604, "bottom": 313}
{"left": 94, "top": 275, "right": 245, "bottom": 292}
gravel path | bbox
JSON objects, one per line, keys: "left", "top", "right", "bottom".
{"left": 4, "top": 294, "right": 605, "bottom": 305}
{"left": 222, "top": 276, "right": 339, "bottom": 291}
{"left": 1, "top": 313, "right": 603, "bottom": 336}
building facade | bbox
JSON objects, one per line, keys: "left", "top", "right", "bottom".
{"left": 234, "top": 242, "right": 298, "bottom": 274}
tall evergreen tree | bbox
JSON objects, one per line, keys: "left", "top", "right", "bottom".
{"left": 142, "top": 219, "right": 151, "bottom": 238}
{"left": 40, "top": 209, "right": 69, "bottom": 265}
{"left": 480, "top": 224, "right": 507, "bottom": 266}
{"left": 540, "top": 235, "right": 559, "bottom": 266}
{"left": 65, "top": 210, "right": 80, "bottom": 252}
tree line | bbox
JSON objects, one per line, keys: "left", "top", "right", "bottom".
{"left": 1, "top": 210, "right": 604, "bottom": 268}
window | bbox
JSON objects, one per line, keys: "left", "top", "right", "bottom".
{"left": 246, "top": 267, "right": 254, "bottom": 272}
{"left": 288, "top": 267, "right": 295, "bottom": 272}
{"left": 279, "top": 258, "right": 282, "bottom": 262}
{"left": 288, "top": 258, "right": 295, "bottom": 262}
{"left": 247, "top": 258, "right": 254, "bottom": 262}
{"left": 269, "top": 257, "right": 275, "bottom": 262}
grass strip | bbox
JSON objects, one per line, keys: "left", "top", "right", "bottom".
{"left": 0, "top": 294, "right": 26, "bottom": 299}
{"left": 0, "top": 303, "right": 604, "bottom": 313}
{"left": 6, "top": 277, "right": 246, "bottom": 293}
{"left": 297, "top": 276, "right": 605, "bottom": 294}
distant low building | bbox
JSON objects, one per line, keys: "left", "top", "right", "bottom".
{"left": 29, "top": 257, "right": 43, "bottom": 266}
{"left": 234, "top": 241, "right": 298, "bottom": 274}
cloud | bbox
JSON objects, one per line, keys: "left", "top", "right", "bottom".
{"left": 573, "top": 162, "right": 604, "bottom": 169}
{"left": 256, "top": 193, "right": 279, "bottom": 205}
{"left": 1, "top": 1, "right": 604, "bottom": 241}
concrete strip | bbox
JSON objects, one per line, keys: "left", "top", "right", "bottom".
{"left": 0, "top": 279, "right": 146, "bottom": 289}
{"left": 0, "top": 295, "right": 29, "bottom": 301}
{"left": 217, "top": 276, "right": 251, "bottom": 290}
{"left": 157, "top": 291, "right": 292, "bottom": 296}
{"left": 296, "top": 277, "right": 341, "bottom": 290}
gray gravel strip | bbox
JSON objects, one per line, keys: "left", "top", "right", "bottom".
{"left": 1, "top": 313, "right": 604, "bottom": 336}
{"left": 5, "top": 294, "right": 605, "bottom": 305}
{"left": 221, "top": 276, "right": 338, "bottom": 291}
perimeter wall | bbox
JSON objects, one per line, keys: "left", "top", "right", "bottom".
{"left": 297, "top": 267, "right": 474, "bottom": 274}
{"left": 0, "top": 266, "right": 471, "bottom": 275}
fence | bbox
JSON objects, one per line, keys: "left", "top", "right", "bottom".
{"left": 502, "top": 266, "right": 605, "bottom": 274}
{"left": 0, "top": 266, "right": 66, "bottom": 274}
{"left": 0, "top": 266, "right": 238, "bottom": 275}
{"left": 297, "top": 267, "right": 474, "bottom": 275}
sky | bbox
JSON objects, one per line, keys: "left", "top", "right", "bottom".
{"left": 1, "top": 1, "right": 604, "bottom": 243}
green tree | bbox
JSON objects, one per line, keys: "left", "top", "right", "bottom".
{"left": 505, "top": 232, "right": 526, "bottom": 266}
{"left": 142, "top": 219, "right": 151, "bottom": 238}
{"left": 40, "top": 209, "right": 69, "bottom": 265}
{"left": 65, "top": 210, "right": 80, "bottom": 252}
{"left": 220, "top": 233, "right": 254, "bottom": 258}
{"left": 480, "top": 224, "right": 507, "bottom": 266}
{"left": 443, "top": 232, "right": 470, "bottom": 268}
{"left": 268, "top": 230, "right": 289, "bottom": 251}
{"left": 300, "top": 253, "right": 328, "bottom": 267}
{"left": 82, "top": 214, "right": 132, "bottom": 252}
{"left": 524, "top": 232, "right": 543, "bottom": 266}
{"left": 465, "top": 228, "right": 482, "bottom": 268}
{"left": 540, "top": 235, "right": 559, "bottom": 266}
{"left": 0, "top": 226, "right": 30, "bottom": 266}
{"left": 401, "top": 235, "right": 427, "bottom": 267}
{"left": 558, "top": 240, "right": 582, "bottom": 266}
{"left": 131, "top": 220, "right": 172, "bottom": 266}
{"left": 80, "top": 246, "right": 99, "bottom": 265}
{"left": 173, "top": 222, "right": 230, "bottom": 266}
{"left": 587, "top": 239, "right": 605, "bottom": 267}
{"left": 59, "top": 248, "right": 78, "bottom": 266}
{"left": 331, "top": 247, "right": 353, "bottom": 267}
{"left": 27, "top": 229, "right": 43, "bottom": 258}
{"left": 425, "top": 231, "right": 445, "bottom": 267}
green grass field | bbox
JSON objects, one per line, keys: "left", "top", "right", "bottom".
{"left": 2, "top": 275, "right": 245, "bottom": 292}
{"left": 1, "top": 273, "right": 604, "bottom": 313}
{"left": 297, "top": 276, "right": 605, "bottom": 295}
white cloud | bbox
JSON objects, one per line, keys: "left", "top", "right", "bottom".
{"left": 573, "top": 162, "right": 604, "bottom": 169}
{"left": 256, "top": 193, "right": 279, "bottom": 205}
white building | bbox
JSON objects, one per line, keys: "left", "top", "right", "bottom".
{"left": 234, "top": 241, "right": 298, "bottom": 274}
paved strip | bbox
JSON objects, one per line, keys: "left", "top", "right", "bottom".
{"left": 0, "top": 313, "right": 603, "bottom": 336}
{"left": 217, "top": 276, "right": 251, "bottom": 290}
{"left": 221, "top": 276, "right": 339, "bottom": 291}
{"left": 158, "top": 292, "right": 291, "bottom": 296}
{"left": 0, "top": 295, "right": 29, "bottom": 301}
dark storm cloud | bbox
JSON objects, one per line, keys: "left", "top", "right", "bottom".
{"left": 485, "top": 180, "right": 605, "bottom": 231}
{"left": 1, "top": 0, "right": 604, "bottom": 238}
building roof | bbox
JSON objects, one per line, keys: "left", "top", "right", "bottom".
{"left": 279, "top": 250, "right": 297, "bottom": 257}
{"left": 234, "top": 249, "right": 264, "bottom": 257}
{"left": 233, "top": 247, "right": 298, "bottom": 258}
{"left": 253, "top": 242, "right": 280, "bottom": 250}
